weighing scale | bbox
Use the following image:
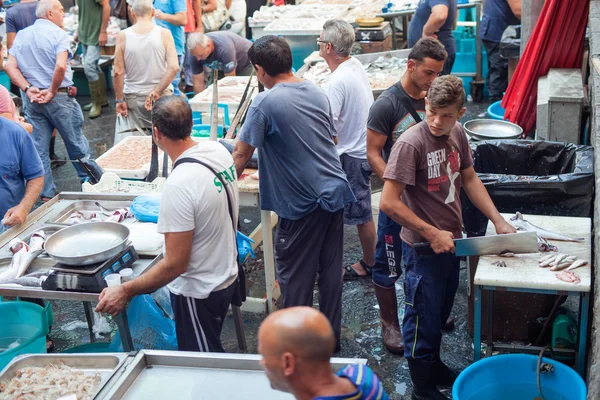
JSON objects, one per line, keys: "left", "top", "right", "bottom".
{"left": 42, "top": 246, "right": 139, "bottom": 293}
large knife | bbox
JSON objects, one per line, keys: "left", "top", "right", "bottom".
{"left": 414, "top": 231, "right": 538, "bottom": 256}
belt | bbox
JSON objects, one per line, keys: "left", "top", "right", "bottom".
{"left": 39, "top": 87, "right": 69, "bottom": 93}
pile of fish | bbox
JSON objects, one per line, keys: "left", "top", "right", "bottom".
{"left": 67, "top": 207, "right": 133, "bottom": 225}
{"left": 0, "top": 231, "right": 48, "bottom": 287}
{"left": 538, "top": 253, "right": 588, "bottom": 271}
{"left": 509, "top": 212, "right": 584, "bottom": 253}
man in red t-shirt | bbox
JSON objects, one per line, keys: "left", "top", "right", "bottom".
{"left": 183, "top": 0, "right": 204, "bottom": 92}
{"left": 380, "top": 76, "right": 515, "bottom": 400}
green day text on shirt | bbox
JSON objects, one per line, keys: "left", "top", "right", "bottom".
{"left": 392, "top": 110, "right": 426, "bottom": 142}
{"left": 214, "top": 164, "right": 237, "bottom": 193}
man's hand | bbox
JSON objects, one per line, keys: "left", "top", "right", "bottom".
{"left": 422, "top": 31, "right": 438, "bottom": 39}
{"left": 494, "top": 219, "right": 517, "bottom": 235}
{"left": 154, "top": 9, "right": 165, "bottom": 20}
{"left": 95, "top": 285, "right": 130, "bottom": 316}
{"left": 98, "top": 31, "right": 108, "bottom": 47}
{"left": 36, "top": 89, "right": 55, "bottom": 104}
{"left": 116, "top": 101, "right": 128, "bottom": 116}
{"left": 429, "top": 229, "right": 455, "bottom": 254}
{"left": 145, "top": 90, "right": 159, "bottom": 111}
{"left": 3, "top": 205, "right": 28, "bottom": 227}
{"left": 26, "top": 87, "right": 41, "bottom": 102}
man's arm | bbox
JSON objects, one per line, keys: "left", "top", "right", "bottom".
{"left": 3, "top": 176, "right": 43, "bottom": 226}
{"left": 366, "top": 128, "right": 388, "bottom": 180}
{"left": 145, "top": 29, "right": 180, "bottom": 110}
{"left": 193, "top": 72, "right": 206, "bottom": 94}
{"left": 202, "top": 0, "right": 218, "bottom": 13}
{"left": 380, "top": 179, "right": 455, "bottom": 253}
{"left": 506, "top": 0, "right": 522, "bottom": 19}
{"left": 193, "top": 0, "right": 204, "bottom": 32}
{"left": 461, "top": 166, "right": 515, "bottom": 234}
{"left": 422, "top": 4, "right": 449, "bottom": 38}
{"left": 98, "top": 0, "right": 111, "bottom": 46}
{"left": 95, "top": 230, "right": 193, "bottom": 316}
{"left": 36, "top": 51, "right": 69, "bottom": 104}
{"left": 233, "top": 140, "right": 255, "bottom": 178}
{"left": 6, "top": 32, "right": 16, "bottom": 50}
{"left": 155, "top": 10, "right": 187, "bottom": 26}
{"left": 114, "top": 32, "right": 128, "bottom": 116}
{"left": 5, "top": 55, "right": 42, "bottom": 102}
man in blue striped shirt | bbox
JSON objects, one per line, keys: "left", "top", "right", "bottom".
{"left": 258, "top": 307, "right": 389, "bottom": 400}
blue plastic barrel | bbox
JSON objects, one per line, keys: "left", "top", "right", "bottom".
{"left": 487, "top": 100, "right": 506, "bottom": 120}
{"left": 0, "top": 301, "right": 51, "bottom": 370}
{"left": 453, "top": 354, "right": 586, "bottom": 400}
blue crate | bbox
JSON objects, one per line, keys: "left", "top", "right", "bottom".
{"left": 451, "top": 36, "right": 489, "bottom": 98}
{"left": 0, "top": 71, "right": 11, "bottom": 91}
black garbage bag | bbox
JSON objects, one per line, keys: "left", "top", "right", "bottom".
{"left": 461, "top": 140, "right": 594, "bottom": 236}
{"left": 499, "top": 25, "right": 521, "bottom": 59}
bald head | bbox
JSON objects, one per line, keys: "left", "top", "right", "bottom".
{"left": 36, "top": 0, "right": 64, "bottom": 27}
{"left": 259, "top": 307, "right": 335, "bottom": 362}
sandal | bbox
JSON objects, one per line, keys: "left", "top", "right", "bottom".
{"left": 343, "top": 260, "right": 373, "bottom": 281}
{"left": 46, "top": 336, "right": 55, "bottom": 353}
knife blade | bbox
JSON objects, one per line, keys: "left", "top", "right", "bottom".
{"left": 414, "top": 231, "right": 538, "bottom": 256}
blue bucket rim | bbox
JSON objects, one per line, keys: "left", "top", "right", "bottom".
{"left": 0, "top": 301, "right": 49, "bottom": 361}
{"left": 452, "top": 354, "right": 586, "bottom": 399}
{"left": 487, "top": 100, "right": 505, "bottom": 120}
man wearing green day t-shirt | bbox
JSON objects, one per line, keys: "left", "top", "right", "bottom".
{"left": 76, "top": 0, "right": 110, "bottom": 118}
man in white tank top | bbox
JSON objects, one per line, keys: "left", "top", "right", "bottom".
{"left": 113, "top": 0, "right": 179, "bottom": 141}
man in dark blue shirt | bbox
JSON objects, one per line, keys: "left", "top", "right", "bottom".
{"left": 481, "top": 0, "right": 521, "bottom": 102}
{"left": 0, "top": 118, "right": 44, "bottom": 233}
{"left": 5, "top": 0, "right": 38, "bottom": 49}
{"left": 407, "top": 0, "right": 456, "bottom": 75}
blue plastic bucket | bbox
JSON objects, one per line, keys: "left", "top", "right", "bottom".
{"left": 487, "top": 100, "right": 506, "bottom": 120}
{"left": 0, "top": 301, "right": 51, "bottom": 370}
{"left": 453, "top": 354, "right": 586, "bottom": 400}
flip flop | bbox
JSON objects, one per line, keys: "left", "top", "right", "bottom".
{"left": 343, "top": 260, "right": 373, "bottom": 281}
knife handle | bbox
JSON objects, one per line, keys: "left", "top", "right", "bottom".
{"left": 414, "top": 242, "right": 435, "bottom": 255}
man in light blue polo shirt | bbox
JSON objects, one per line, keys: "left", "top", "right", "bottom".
{"left": 4, "top": 0, "right": 100, "bottom": 200}
{"left": 154, "top": 0, "right": 187, "bottom": 96}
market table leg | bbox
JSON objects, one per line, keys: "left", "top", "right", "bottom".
{"left": 486, "top": 289, "right": 494, "bottom": 357}
{"left": 261, "top": 210, "right": 277, "bottom": 313}
{"left": 474, "top": 285, "right": 482, "bottom": 361}
{"left": 577, "top": 292, "right": 590, "bottom": 377}
{"left": 83, "top": 302, "right": 95, "bottom": 343}
{"left": 232, "top": 305, "right": 247, "bottom": 351}
{"left": 114, "top": 310, "right": 134, "bottom": 351}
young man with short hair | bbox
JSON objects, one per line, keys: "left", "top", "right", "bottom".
{"left": 380, "top": 75, "right": 515, "bottom": 400}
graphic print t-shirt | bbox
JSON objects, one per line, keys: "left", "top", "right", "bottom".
{"left": 383, "top": 121, "right": 473, "bottom": 245}
{"left": 367, "top": 83, "right": 425, "bottom": 162}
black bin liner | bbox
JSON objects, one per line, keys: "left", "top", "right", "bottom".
{"left": 499, "top": 25, "right": 521, "bottom": 59}
{"left": 461, "top": 140, "right": 594, "bottom": 236}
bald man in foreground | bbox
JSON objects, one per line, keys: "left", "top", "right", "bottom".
{"left": 258, "top": 307, "right": 389, "bottom": 400}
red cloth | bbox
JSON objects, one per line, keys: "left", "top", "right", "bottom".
{"left": 501, "top": 0, "right": 589, "bottom": 137}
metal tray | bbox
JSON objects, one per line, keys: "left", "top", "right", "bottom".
{"left": 99, "top": 350, "right": 366, "bottom": 399}
{"left": 0, "top": 353, "right": 128, "bottom": 398}
{"left": 46, "top": 200, "right": 132, "bottom": 226}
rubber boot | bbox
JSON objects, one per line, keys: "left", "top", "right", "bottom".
{"left": 408, "top": 358, "right": 450, "bottom": 400}
{"left": 83, "top": 72, "right": 109, "bottom": 112}
{"left": 373, "top": 282, "right": 404, "bottom": 355}
{"left": 87, "top": 79, "right": 102, "bottom": 119}
{"left": 435, "top": 354, "right": 460, "bottom": 387}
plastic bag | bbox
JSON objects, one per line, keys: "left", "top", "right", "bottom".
{"left": 114, "top": 114, "right": 136, "bottom": 145}
{"left": 109, "top": 293, "right": 178, "bottom": 351}
{"left": 130, "top": 194, "right": 162, "bottom": 223}
{"left": 499, "top": 25, "right": 521, "bottom": 59}
{"left": 236, "top": 231, "right": 255, "bottom": 264}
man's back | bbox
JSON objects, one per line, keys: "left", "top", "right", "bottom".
{"left": 9, "top": 19, "right": 73, "bottom": 88}
{"left": 123, "top": 25, "right": 167, "bottom": 94}
{"left": 5, "top": 2, "right": 37, "bottom": 34}
{"left": 239, "top": 80, "right": 355, "bottom": 220}
{"left": 313, "top": 364, "right": 390, "bottom": 400}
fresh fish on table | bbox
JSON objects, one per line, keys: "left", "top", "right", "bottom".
{"left": 0, "top": 276, "right": 46, "bottom": 287}
{"left": 537, "top": 235, "right": 558, "bottom": 252}
{"left": 566, "top": 259, "right": 588, "bottom": 271}
{"left": 510, "top": 212, "right": 584, "bottom": 242}
{"left": 0, "top": 231, "right": 46, "bottom": 283}
{"left": 492, "top": 260, "right": 507, "bottom": 268}
{"left": 556, "top": 271, "right": 581, "bottom": 284}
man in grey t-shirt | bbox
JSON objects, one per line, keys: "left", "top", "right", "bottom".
{"left": 233, "top": 36, "right": 355, "bottom": 351}
{"left": 187, "top": 31, "right": 253, "bottom": 94}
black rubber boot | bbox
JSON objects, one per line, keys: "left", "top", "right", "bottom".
{"left": 435, "top": 356, "right": 460, "bottom": 387}
{"left": 408, "top": 358, "right": 450, "bottom": 400}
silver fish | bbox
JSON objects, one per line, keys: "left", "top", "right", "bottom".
{"left": 510, "top": 212, "right": 584, "bottom": 242}
{"left": 0, "top": 276, "right": 45, "bottom": 287}
{"left": 566, "top": 259, "right": 588, "bottom": 271}
{"left": 550, "top": 261, "right": 573, "bottom": 271}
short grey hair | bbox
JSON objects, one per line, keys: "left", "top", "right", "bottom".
{"left": 322, "top": 20, "right": 355, "bottom": 58}
{"left": 36, "top": 0, "right": 55, "bottom": 18}
{"left": 131, "top": 0, "right": 153, "bottom": 17}
{"left": 187, "top": 32, "right": 210, "bottom": 50}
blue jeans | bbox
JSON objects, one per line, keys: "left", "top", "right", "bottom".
{"left": 172, "top": 55, "right": 184, "bottom": 96}
{"left": 24, "top": 93, "right": 94, "bottom": 198}
{"left": 372, "top": 210, "right": 403, "bottom": 287}
{"left": 82, "top": 44, "right": 102, "bottom": 81}
{"left": 401, "top": 242, "right": 460, "bottom": 361}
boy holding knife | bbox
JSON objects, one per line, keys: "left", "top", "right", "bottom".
{"left": 380, "top": 75, "right": 515, "bottom": 400}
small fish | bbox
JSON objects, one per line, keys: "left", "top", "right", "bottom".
{"left": 539, "top": 255, "right": 558, "bottom": 268}
{"left": 550, "top": 254, "right": 568, "bottom": 268}
{"left": 492, "top": 260, "right": 507, "bottom": 268}
{"left": 510, "top": 212, "right": 584, "bottom": 242}
{"left": 0, "top": 276, "right": 45, "bottom": 287}
{"left": 499, "top": 251, "right": 514, "bottom": 257}
{"left": 567, "top": 259, "right": 588, "bottom": 271}
{"left": 539, "top": 254, "right": 556, "bottom": 263}
{"left": 556, "top": 271, "right": 581, "bottom": 284}
{"left": 550, "top": 261, "right": 573, "bottom": 271}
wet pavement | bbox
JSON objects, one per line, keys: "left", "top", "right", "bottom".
{"left": 44, "top": 90, "right": 494, "bottom": 398}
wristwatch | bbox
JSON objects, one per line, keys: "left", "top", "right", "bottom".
{"left": 116, "top": 99, "right": 125, "bottom": 104}
{"left": 24, "top": 85, "right": 32, "bottom": 93}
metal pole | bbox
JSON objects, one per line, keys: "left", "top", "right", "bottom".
{"left": 210, "top": 69, "right": 219, "bottom": 141}
{"left": 475, "top": 2, "right": 482, "bottom": 81}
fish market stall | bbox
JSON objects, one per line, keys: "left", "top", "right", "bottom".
{"left": 263, "top": 18, "right": 325, "bottom": 70}
{"left": 297, "top": 49, "right": 411, "bottom": 97}
{"left": 473, "top": 213, "right": 591, "bottom": 377}
{"left": 0, "top": 351, "right": 366, "bottom": 399}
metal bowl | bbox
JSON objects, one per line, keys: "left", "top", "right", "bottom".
{"left": 45, "top": 222, "right": 130, "bottom": 266}
{"left": 463, "top": 119, "right": 523, "bottom": 140}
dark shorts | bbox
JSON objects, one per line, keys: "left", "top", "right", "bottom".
{"left": 340, "top": 153, "right": 373, "bottom": 225}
